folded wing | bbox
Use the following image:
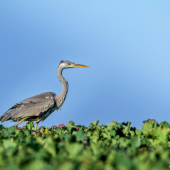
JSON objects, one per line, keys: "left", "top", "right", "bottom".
{"left": 0, "top": 92, "right": 56, "bottom": 122}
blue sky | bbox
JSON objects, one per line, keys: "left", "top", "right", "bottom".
{"left": 0, "top": 1, "right": 170, "bottom": 129}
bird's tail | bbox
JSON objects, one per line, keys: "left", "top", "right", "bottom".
{"left": 0, "top": 108, "right": 13, "bottom": 122}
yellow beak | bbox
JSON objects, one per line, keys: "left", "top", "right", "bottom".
{"left": 73, "top": 64, "right": 89, "bottom": 68}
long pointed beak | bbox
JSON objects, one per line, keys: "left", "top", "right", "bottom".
{"left": 73, "top": 64, "right": 89, "bottom": 68}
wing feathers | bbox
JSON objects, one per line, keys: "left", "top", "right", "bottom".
{"left": 0, "top": 92, "right": 57, "bottom": 122}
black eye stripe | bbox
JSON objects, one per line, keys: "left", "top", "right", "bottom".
{"left": 60, "top": 60, "right": 74, "bottom": 65}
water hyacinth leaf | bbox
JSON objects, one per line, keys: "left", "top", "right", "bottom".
{"left": 106, "top": 123, "right": 113, "bottom": 130}
{"left": 146, "top": 127, "right": 170, "bottom": 146}
{"left": 26, "top": 121, "right": 34, "bottom": 130}
{"left": 89, "top": 120, "right": 99, "bottom": 129}
{"left": 44, "top": 128, "right": 50, "bottom": 134}
{"left": 67, "top": 121, "right": 75, "bottom": 132}
{"left": 43, "top": 137, "right": 56, "bottom": 156}
{"left": 130, "top": 136, "right": 141, "bottom": 148}
{"left": 140, "top": 138, "right": 152, "bottom": 147}
{"left": 24, "top": 159, "right": 53, "bottom": 170}
{"left": 159, "top": 121, "right": 170, "bottom": 128}
{"left": 76, "top": 130, "right": 86, "bottom": 141}
{"left": 122, "top": 123, "right": 130, "bottom": 136}
{"left": 66, "top": 143, "right": 83, "bottom": 158}
{"left": 0, "top": 120, "right": 169, "bottom": 169}
{"left": 8, "top": 126, "right": 16, "bottom": 134}
{"left": 110, "top": 130, "right": 116, "bottom": 137}
{"left": 130, "top": 130, "right": 135, "bottom": 136}
{"left": 93, "top": 129, "right": 101, "bottom": 139}
{"left": 91, "top": 135, "right": 99, "bottom": 143}
{"left": 92, "top": 120, "right": 99, "bottom": 126}
{"left": 111, "top": 120, "right": 117, "bottom": 126}
{"left": 67, "top": 121, "right": 75, "bottom": 127}
{"left": 86, "top": 130, "right": 92, "bottom": 137}
{"left": 23, "top": 129, "right": 31, "bottom": 136}
{"left": 116, "top": 123, "right": 123, "bottom": 129}
{"left": 0, "top": 124, "right": 4, "bottom": 130}
{"left": 102, "top": 132, "right": 109, "bottom": 139}
{"left": 63, "top": 134, "right": 72, "bottom": 141}
{"left": 2, "top": 129, "right": 10, "bottom": 138}
{"left": 117, "top": 157, "right": 136, "bottom": 170}
{"left": 3, "top": 139, "right": 17, "bottom": 149}
{"left": 136, "top": 129, "right": 142, "bottom": 138}
{"left": 142, "top": 119, "right": 158, "bottom": 134}
{"left": 122, "top": 122, "right": 131, "bottom": 126}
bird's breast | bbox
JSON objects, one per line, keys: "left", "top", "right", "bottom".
{"left": 41, "top": 107, "right": 57, "bottom": 121}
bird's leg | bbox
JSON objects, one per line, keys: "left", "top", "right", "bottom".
{"left": 34, "top": 122, "right": 39, "bottom": 131}
{"left": 14, "top": 117, "right": 28, "bottom": 130}
{"left": 32, "top": 122, "right": 40, "bottom": 134}
{"left": 35, "top": 122, "right": 38, "bottom": 130}
{"left": 15, "top": 118, "right": 40, "bottom": 134}
{"left": 29, "top": 121, "right": 42, "bottom": 135}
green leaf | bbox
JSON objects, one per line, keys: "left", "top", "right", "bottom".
{"left": 122, "top": 122, "right": 131, "bottom": 136}
{"left": 75, "top": 130, "right": 86, "bottom": 141}
{"left": 89, "top": 120, "right": 99, "bottom": 129}
{"left": 0, "top": 124, "right": 4, "bottom": 130}
{"left": 43, "top": 137, "right": 56, "bottom": 156}
{"left": 136, "top": 129, "right": 142, "bottom": 137}
{"left": 26, "top": 121, "right": 34, "bottom": 130}
{"left": 142, "top": 120, "right": 158, "bottom": 134}
{"left": 159, "top": 121, "right": 170, "bottom": 128}
{"left": 130, "top": 136, "right": 141, "bottom": 148}
{"left": 146, "top": 127, "right": 170, "bottom": 146}
{"left": 92, "top": 120, "right": 99, "bottom": 126}
{"left": 66, "top": 143, "right": 83, "bottom": 158}
{"left": 8, "top": 126, "right": 16, "bottom": 134}
{"left": 110, "top": 130, "right": 116, "bottom": 137}
{"left": 67, "top": 121, "right": 75, "bottom": 127}
{"left": 140, "top": 138, "right": 152, "bottom": 147}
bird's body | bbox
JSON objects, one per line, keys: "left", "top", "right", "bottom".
{"left": 0, "top": 60, "right": 88, "bottom": 131}
{"left": 0, "top": 92, "right": 57, "bottom": 123}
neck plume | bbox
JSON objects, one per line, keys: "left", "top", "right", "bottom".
{"left": 56, "top": 66, "right": 69, "bottom": 109}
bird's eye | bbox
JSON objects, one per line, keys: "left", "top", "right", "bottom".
{"left": 68, "top": 63, "right": 71, "bottom": 65}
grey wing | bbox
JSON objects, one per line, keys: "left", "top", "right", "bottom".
{"left": 0, "top": 92, "right": 56, "bottom": 122}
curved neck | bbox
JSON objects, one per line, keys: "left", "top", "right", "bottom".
{"left": 56, "top": 66, "right": 69, "bottom": 109}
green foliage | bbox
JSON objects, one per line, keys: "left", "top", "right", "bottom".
{"left": 0, "top": 120, "right": 170, "bottom": 170}
{"left": 160, "top": 121, "right": 170, "bottom": 128}
{"left": 142, "top": 119, "right": 158, "bottom": 134}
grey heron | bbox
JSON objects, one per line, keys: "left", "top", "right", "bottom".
{"left": 0, "top": 60, "right": 88, "bottom": 132}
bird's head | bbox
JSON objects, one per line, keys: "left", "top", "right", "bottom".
{"left": 59, "top": 60, "right": 88, "bottom": 69}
